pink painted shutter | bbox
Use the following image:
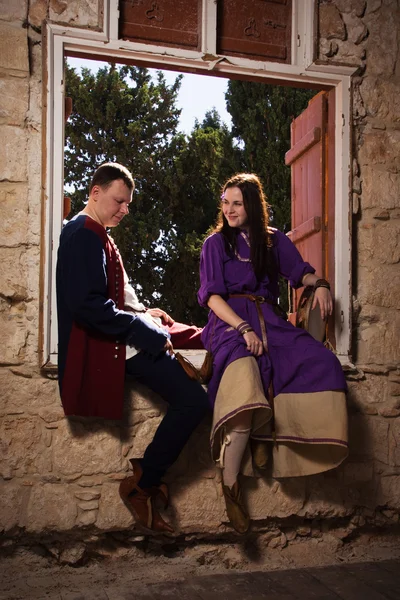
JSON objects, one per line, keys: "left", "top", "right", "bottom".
{"left": 285, "top": 90, "right": 336, "bottom": 345}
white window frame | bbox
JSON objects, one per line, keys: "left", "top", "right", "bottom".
{"left": 42, "top": 0, "right": 356, "bottom": 368}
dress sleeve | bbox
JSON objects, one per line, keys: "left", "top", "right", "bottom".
{"left": 197, "top": 234, "right": 228, "bottom": 307}
{"left": 274, "top": 230, "right": 315, "bottom": 289}
{"left": 59, "top": 227, "right": 168, "bottom": 355}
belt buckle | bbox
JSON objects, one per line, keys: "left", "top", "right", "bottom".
{"left": 256, "top": 296, "right": 265, "bottom": 303}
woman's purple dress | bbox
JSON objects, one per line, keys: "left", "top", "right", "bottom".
{"left": 198, "top": 229, "right": 347, "bottom": 408}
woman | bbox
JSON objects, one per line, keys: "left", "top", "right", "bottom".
{"left": 198, "top": 173, "right": 348, "bottom": 534}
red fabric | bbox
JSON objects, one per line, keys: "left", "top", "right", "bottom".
{"left": 61, "top": 218, "right": 204, "bottom": 420}
{"left": 61, "top": 219, "right": 126, "bottom": 420}
{"left": 168, "top": 322, "right": 204, "bottom": 349}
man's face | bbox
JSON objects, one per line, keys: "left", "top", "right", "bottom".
{"left": 91, "top": 179, "right": 133, "bottom": 228}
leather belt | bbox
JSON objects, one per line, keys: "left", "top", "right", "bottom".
{"left": 229, "top": 294, "right": 273, "bottom": 353}
{"left": 229, "top": 293, "right": 275, "bottom": 415}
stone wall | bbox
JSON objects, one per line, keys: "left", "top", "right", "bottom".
{"left": 318, "top": 0, "right": 400, "bottom": 515}
{"left": 0, "top": 0, "right": 399, "bottom": 549}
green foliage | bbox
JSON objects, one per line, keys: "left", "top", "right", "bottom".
{"left": 64, "top": 66, "right": 241, "bottom": 324}
{"left": 64, "top": 62, "right": 317, "bottom": 324}
{"left": 161, "top": 109, "right": 243, "bottom": 324}
{"left": 226, "top": 81, "right": 316, "bottom": 232}
{"left": 65, "top": 63, "right": 184, "bottom": 303}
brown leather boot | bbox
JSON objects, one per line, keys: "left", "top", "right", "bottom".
{"left": 250, "top": 439, "right": 269, "bottom": 471}
{"left": 120, "top": 460, "right": 174, "bottom": 535}
{"left": 222, "top": 480, "right": 250, "bottom": 534}
{"left": 129, "top": 458, "right": 169, "bottom": 508}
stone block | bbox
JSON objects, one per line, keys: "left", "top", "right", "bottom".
{"left": 52, "top": 419, "right": 123, "bottom": 476}
{"left": 389, "top": 420, "right": 400, "bottom": 467}
{"left": 25, "top": 483, "right": 77, "bottom": 532}
{"left": 0, "top": 0, "right": 28, "bottom": 22}
{"left": 0, "top": 22, "right": 29, "bottom": 73}
{"left": 333, "top": 0, "right": 366, "bottom": 17}
{"left": 49, "top": 0, "right": 102, "bottom": 29}
{"left": 360, "top": 78, "right": 400, "bottom": 122}
{"left": 74, "top": 489, "right": 101, "bottom": 501}
{"left": 27, "top": 73, "right": 42, "bottom": 131}
{"left": 125, "top": 381, "right": 166, "bottom": 412}
{"left": 29, "top": 0, "right": 48, "bottom": 28}
{"left": 365, "top": 0, "right": 383, "bottom": 15}
{"left": 172, "top": 478, "right": 225, "bottom": 532}
{"left": 96, "top": 482, "right": 134, "bottom": 530}
{"left": 165, "top": 419, "right": 214, "bottom": 481}
{"left": 319, "top": 4, "right": 346, "bottom": 40}
{"left": 0, "top": 298, "right": 28, "bottom": 365}
{"left": 247, "top": 477, "right": 305, "bottom": 520}
{"left": 0, "top": 481, "right": 28, "bottom": 531}
{"left": 0, "top": 368, "right": 59, "bottom": 413}
{"left": 347, "top": 374, "right": 388, "bottom": 414}
{"left": 358, "top": 221, "right": 400, "bottom": 266}
{"left": 358, "top": 130, "right": 400, "bottom": 173}
{"left": 0, "top": 77, "right": 28, "bottom": 125}
{"left": 0, "top": 130, "right": 27, "bottom": 183}
{"left": 389, "top": 381, "right": 400, "bottom": 396}
{"left": 0, "top": 246, "right": 32, "bottom": 301}
{"left": 376, "top": 475, "right": 400, "bottom": 509}
{"left": 25, "top": 138, "right": 42, "bottom": 249}
{"left": 342, "top": 12, "right": 368, "bottom": 45}
{"left": 77, "top": 499, "right": 98, "bottom": 511}
{"left": 298, "top": 472, "right": 352, "bottom": 518}
{"left": 348, "top": 414, "right": 389, "bottom": 464}
{"left": 357, "top": 265, "right": 400, "bottom": 310}
{"left": 0, "top": 415, "right": 52, "bottom": 476}
{"left": 356, "top": 307, "right": 400, "bottom": 365}
{"left": 361, "top": 167, "right": 400, "bottom": 210}
{"left": 331, "top": 41, "right": 366, "bottom": 65}
{"left": 343, "top": 461, "right": 373, "bottom": 484}
{"left": 0, "top": 183, "right": 29, "bottom": 247}
{"left": 77, "top": 509, "right": 97, "bottom": 526}
{"left": 364, "top": 4, "right": 399, "bottom": 76}
{"left": 129, "top": 415, "right": 163, "bottom": 457}
{"left": 0, "top": 369, "right": 61, "bottom": 420}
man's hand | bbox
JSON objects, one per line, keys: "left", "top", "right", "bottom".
{"left": 147, "top": 308, "right": 175, "bottom": 325}
{"left": 164, "top": 338, "right": 174, "bottom": 355}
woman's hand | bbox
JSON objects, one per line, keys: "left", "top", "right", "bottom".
{"left": 243, "top": 330, "right": 264, "bottom": 356}
{"left": 147, "top": 308, "right": 175, "bottom": 325}
{"left": 312, "top": 287, "right": 333, "bottom": 321}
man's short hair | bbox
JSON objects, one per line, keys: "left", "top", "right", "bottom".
{"left": 89, "top": 163, "right": 134, "bottom": 193}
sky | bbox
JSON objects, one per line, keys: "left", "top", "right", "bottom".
{"left": 67, "top": 57, "right": 232, "bottom": 135}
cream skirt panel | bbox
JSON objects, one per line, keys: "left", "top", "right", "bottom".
{"left": 211, "top": 357, "right": 348, "bottom": 478}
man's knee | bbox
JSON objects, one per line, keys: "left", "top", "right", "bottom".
{"left": 187, "top": 383, "right": 210, "bottom": 419}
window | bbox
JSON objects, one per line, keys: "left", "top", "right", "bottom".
{"left": 41, "top": 0, "right": 355, "bottom": 368}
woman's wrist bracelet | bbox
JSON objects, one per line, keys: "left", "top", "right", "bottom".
{"left": 236, "top": 321, "right": 250, "bottom": 333}
{"left": 314, "top": 278, "right": 330, "bottom": 291}
{"left": 240, "top": 327, "right": 254, "bottom": 335}
{"left": 236, "top": 321, "right": 255, "bottom": 335}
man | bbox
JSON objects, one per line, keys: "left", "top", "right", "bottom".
{"left": 56, "top": 162, "right": 209, "bottom": 534}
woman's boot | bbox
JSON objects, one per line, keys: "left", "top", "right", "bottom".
{"left": 222, "top": 480, "right": 250, "bottom": 534}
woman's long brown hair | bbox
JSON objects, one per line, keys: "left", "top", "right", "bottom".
{"left": 212, "top": 173, "right": 275, "bottom": 281}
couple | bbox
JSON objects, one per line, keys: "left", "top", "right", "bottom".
{"left": 56, "top": 163, "right": 348, "bottom": 536}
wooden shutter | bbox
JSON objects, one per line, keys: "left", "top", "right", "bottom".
{"left": 285, "top": 90, "right": 336, "bottom": 345}
{"left": 217, "top": 0, "right": 292, "bottom": 64}
{"left": 119, "top": 0, "right": 200, "bottom": 50}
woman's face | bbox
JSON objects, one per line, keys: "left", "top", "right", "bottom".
{"left": 221, "top": 186, "right": 249, "bottom": 229}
